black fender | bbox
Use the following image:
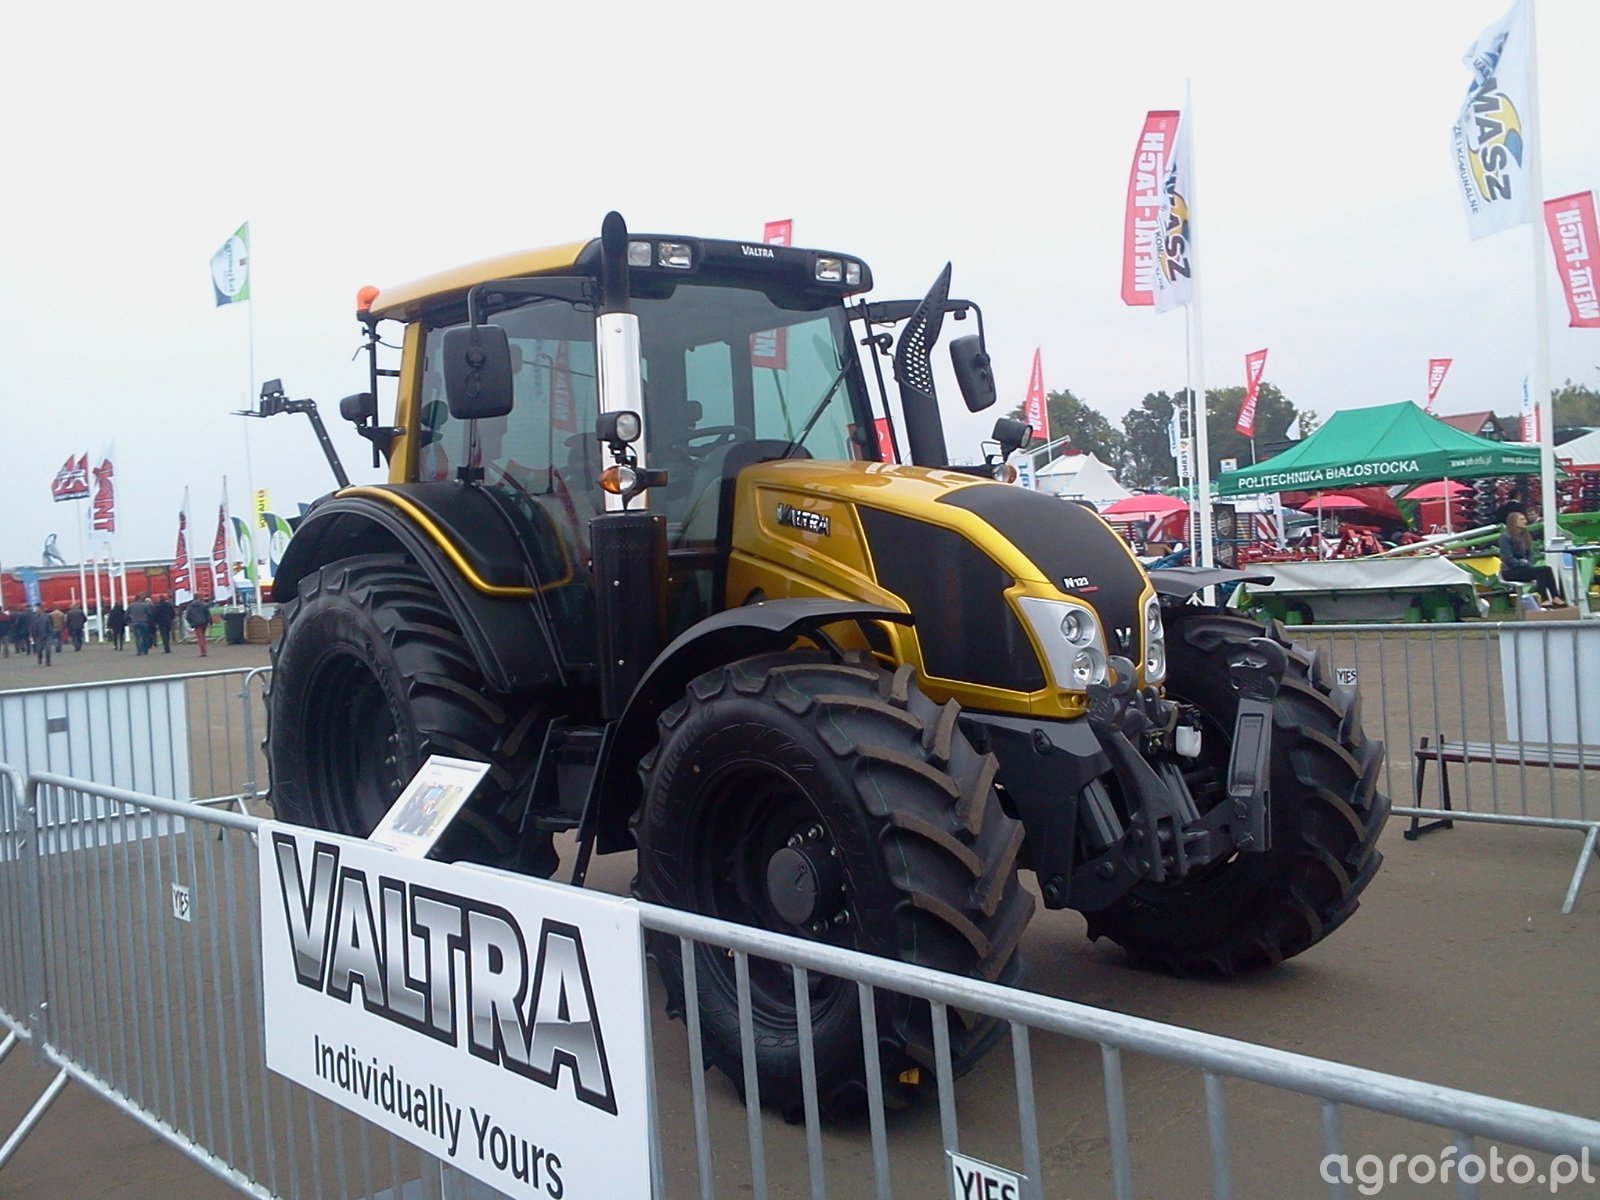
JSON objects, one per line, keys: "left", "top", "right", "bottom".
{"left": 273, "top": 485, "right": 563, "bottom": 692}
{"left": 1150, "top": 565, "right": 1274, "bottom": 601}
{"left": 588, "top": 598, "right": 913, "bottom": 853}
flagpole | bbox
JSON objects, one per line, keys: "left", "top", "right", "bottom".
{"left": 1185, "top": 80, "right": 1216, "bottom": 569}
{"left": 75, "top": 496, "right": 88, "bottom": 610}
{"left": 1525, "top": 0, "right": 1561, "bottom": 549}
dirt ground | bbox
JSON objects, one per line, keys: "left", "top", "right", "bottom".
{"left": 0, "top": 637, "right": 1596, "bottom": 1199}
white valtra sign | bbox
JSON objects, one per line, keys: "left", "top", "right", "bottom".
{"left": 258, "top": 823, "right": 650, "bottom": 1198}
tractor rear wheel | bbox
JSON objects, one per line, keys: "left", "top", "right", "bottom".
{"left": 267, "top": 553, "right": 553, "bottom": 873}
{"left": 1088, "top": 611, "right": 1388, "bottom": 973}
{"left": 633, "top": 652, "right": 1033, "bottom": 1119}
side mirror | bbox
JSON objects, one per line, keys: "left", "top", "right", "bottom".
{"left": 339, "top": 392, "right": 375, "bottom": 423}
{"left": 950, "top": 334, "right": 997, "bottom": 413}
{"left": 991, "top": 417, "right": 1033, "bottom": 461}
{"left": 442, "top": 325, "right": 514, "bottom": 420}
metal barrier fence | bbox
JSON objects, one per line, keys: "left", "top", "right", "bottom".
{"left": 0, "top": 667, "right": 270, "bottom": 810}
{"left": 1, "top": 770, "right": 1598, "bottom": 1200}
{"left": 1288, "top": 620, "right": 1599, "bottom": 911}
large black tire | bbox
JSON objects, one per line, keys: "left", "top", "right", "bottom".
{"left": 1088, "top": 611, "right": 1388, "bottom": 973}
{"left": 633, "top": 652, "right": 1033, "bottom": 1119}
{"left": 267, "top": 553, "right": 553, "bottom": 873}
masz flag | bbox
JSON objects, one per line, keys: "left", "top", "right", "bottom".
{"left": 1544, "top": 193, "right": 1600, "bottom": 329}
{"left": 51, "top": 454, "right": 89, "bottom": 502}
{"left": 1152, "top": 111, "right": 1194, "bottom": 313}
{"left": 1121, "top": 111, "right": 1180, "bottom": 306}
{"left": 1451, "top": 0, "right": 1533, "bottom": 240}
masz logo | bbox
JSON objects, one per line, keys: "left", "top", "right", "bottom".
{"left": 1465, "top": 49, "right": 1524, "bottom": 203}
{"left": 271, "top": 834, "right": 618, "bottom": 1115}
{"left": 740, "top": 244, "right": 776, "bottom": 259}
{"left": 776, "top": 502, "right": 830, "bottom": 536}
{"left": 1160, "top": 177, "right": 1191, "bottom": 284}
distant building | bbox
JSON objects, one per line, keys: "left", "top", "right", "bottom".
{"left": 1436, "top": 410, "right": 1512, "bottom": 441}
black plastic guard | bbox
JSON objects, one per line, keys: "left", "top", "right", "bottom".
{"left": 587, "top": 599, "right": 912, "bottom": 854}
{"left": 272, "top": 491, "right": 562, "bottom": 693}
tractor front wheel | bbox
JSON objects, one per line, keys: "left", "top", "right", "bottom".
{"left": 633, "top": 652, "right": 1033, "bottom": 1119}
{"left": 1088, "top": 611, "right": 1388, "bottom": 973}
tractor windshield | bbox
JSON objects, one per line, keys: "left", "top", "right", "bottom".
{"left": 417, "top": 282, "right": 872, "bottom": 655}
{"left": 419, "top": 284, "right": 870, "bottom": 544}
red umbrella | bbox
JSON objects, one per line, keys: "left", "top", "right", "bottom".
{"left": 1402, "top": 480, "right": 1472, "bottom": 500}
{"left": 1294, "top": 493, "right": 1371, "bottom": 513}
{"left": 1099, "top": 494, "right": 1188, "bottom": 520}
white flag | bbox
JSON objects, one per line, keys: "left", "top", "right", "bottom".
{"left": 1451, "top": 0, "right": 1534, "bottom": 240}
{"left": 1153, "top": 111, "right": 1194, "bottom": 313}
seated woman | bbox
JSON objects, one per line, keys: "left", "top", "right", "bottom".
{"left": 1498, "top": 504, "right": 1564, "bottom": 608}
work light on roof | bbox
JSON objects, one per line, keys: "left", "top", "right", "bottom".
{"left": 815, "top": 258, "right": 844, "bottom": 283}
{"left": 656, "top": 242, "right": 692, "bottom": 269}
{"left": 845, "top": 261, "right": 862, "bottom": 286}
{"left": 627, "top": 241, "right": 653, "bottom": 267}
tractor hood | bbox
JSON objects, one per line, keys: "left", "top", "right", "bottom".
{"left": 724, "top": 459, "right": 1155, "bottom": 713}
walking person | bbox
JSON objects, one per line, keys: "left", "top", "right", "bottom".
{"left": 48, "top": 606, "right": 67, "bottom": 650}
{"left": 152, "top": 593, "right": 175, "bottom": 653}
{"left": 9, "top": 610, "right": 29, "bottom": 657}
{"left": 67, "top": 603, "right": 87, "bottom": 651}
{"left": 185, "top": 596, "right": 213, "bottom": 657}
{"left": 30, "top": 605, "right": 54, "bottom": 666}
{"left": 129, "top": 593, "right": 153, "bottom": 656}
{"left": 0, "top": 610, "right": 11, "bottom": 658}
{"left": 108, "top": 601, "right": 128, "bottom": 651}
{"left": 1498, "top": 504, "right": 1564, "bottom": 608}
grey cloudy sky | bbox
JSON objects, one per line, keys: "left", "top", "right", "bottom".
{"left": 2, "top": 0, "right": 1596, "bottom": 574}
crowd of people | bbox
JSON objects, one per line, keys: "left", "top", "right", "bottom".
{"left": 0, "top": 594, "right": 217, "bottom": 666}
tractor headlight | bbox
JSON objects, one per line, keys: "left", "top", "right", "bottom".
{"left": 1143, "top": 595, "right": 1167, "bottom": 684}
{"left": 1060, "top": 609, "right": 1095, "bottom": 647}
{"left": 1072, "top": 647, "right": 1108, "bottom": 687}
{"left": 1016, "top": 597, "right": 1107, "bottom": 693}
{"left": 815, "top": 257, "right": 844, "bottom": 282}
{"left": 657, "top": 242, "right": 693, "bottom": 269}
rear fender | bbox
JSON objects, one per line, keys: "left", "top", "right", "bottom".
{"left": 587, "top": 599, "right": 912, "bottom": 853}
{"left": 275, "top": 489, "right": 563, "bottom": 692}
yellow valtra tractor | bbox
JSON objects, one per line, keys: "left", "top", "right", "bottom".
{"left": 267, "top": 213, "right": 1387, "bottom": 1118}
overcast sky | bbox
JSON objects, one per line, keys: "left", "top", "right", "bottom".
{"left": 2, "top": 0, "right": 1596, "bottom": 573}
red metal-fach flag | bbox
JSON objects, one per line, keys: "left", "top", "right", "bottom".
{"left": 51, "top": 453, "right": 89, "bottom": 502}
{"left": 1235, "top": 349, "right": 1268, "bottom": 436}
{"left": 1544, "top": 193, "right": 1600, "bottom": 329}
{"left": 1121, "top": 111, "right": 1181, "bottom": 306}
{"left": 1425, "top": 358, "right": 1453, "bottom": 411}
{"left": 211, "top": 495, "right": 234, "bottom": 602}
{"left": 1022, "top": 349, "right": 1051, "bottom": 444}
{"left": 751, "top": 219, "right": 793, "bottom": 369}
{"left": 171, "top": 492, "right": 193, "bottom": 602}
{"left": 91, "top": 455, "right": 115, "bottom": 535}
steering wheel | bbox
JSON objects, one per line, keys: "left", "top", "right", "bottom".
{"left": 684, "top": 425, "right": 753, "bottom": 459}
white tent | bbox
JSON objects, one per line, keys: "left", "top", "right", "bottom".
{"left": 1556, "top": 428, "right": 1600, "bottom": 466}
{"left": 1033, "top": 452, "right": 1132, "bottom": 507}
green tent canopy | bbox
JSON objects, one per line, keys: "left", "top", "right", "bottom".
{"left": 1215, "top": 400, "right": 1545, "bottom": 497}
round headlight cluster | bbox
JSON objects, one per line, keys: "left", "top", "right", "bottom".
{"left": 1143, "top": 596, "right": 1167, "bottom": 684}
{"left": 1072, "top": 647, "right": 1108, "bottom": 687}
{"left": 1060, "top": 610, "right": 1095, "bottom": 647}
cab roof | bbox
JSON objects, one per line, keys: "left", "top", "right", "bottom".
{"left": 366, "top": 240, "right": 592, "bottom": 323}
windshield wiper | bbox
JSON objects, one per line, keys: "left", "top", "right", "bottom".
{"left": 781, "top": 335, "right": 854, "bottom": 460}
{"left": 780, "top": 360, "right": 852, "bottom": 460}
